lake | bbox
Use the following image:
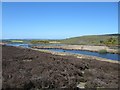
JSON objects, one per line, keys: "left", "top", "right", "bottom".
{"left": 44, "top": 48, "right": 119, "bottom": 61}
{"left": 6, "top": 43, "right": 120, "bottom": 61}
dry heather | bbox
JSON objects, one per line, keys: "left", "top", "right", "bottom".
{"left": 2, "top": 45, "right": 120, "bottom": 89}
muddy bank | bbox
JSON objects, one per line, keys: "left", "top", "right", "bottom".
{"left": 2, "top": 45, "right": 120, "bottom": 89}
{"left": 32, "top": 45, "right": 118, "bottom": 54}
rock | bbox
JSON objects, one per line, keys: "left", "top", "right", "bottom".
{"left": 77, "top": 82, "right": 86, "bottom": 89}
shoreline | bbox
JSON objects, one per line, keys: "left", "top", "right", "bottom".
{"left": 31, "top": 45, "right": 119, "bottom": 54}
{"left": 31, "top": 48, "right": 120, "bottom": 64}
{"left": 5, "top": 45, "right": 119, "bottom": 64}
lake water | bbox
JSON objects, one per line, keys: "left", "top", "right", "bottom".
{"left": 6, "top": 43, "right": 120, "bottom": 61}
{"left": 44, "top": 48, "right": 119, "bottom": 61}
{"left": 6, "top": 43, "right": 65, "bottom": 48}
{"left": 6, "top": 43, "right": 30, "bottom": 48}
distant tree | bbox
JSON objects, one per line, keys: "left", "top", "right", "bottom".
{"left": 30, "top": 40, "right": 49, "bottom": 44}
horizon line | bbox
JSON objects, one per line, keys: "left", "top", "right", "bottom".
{"left": 1, "top": 33, "right": 119, "bottom": 40}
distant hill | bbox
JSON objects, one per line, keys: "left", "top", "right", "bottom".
{"left": 60, "top": 34, "right": 119, "bottom": 46}
{"left": 2, "top": 34, "right": 120, "bottom": 46}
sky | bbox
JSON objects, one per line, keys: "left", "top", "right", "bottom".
{"left": 2, "top": 2, "right": 118, "bottom": 39}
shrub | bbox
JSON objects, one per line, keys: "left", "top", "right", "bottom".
{"left": 30, "top": 40, "right": 49, "bottom": 44}
{"left": 98, "top": 49, "right": 107, "bottom": 54}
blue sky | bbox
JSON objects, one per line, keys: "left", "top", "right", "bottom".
{"left": 2, "top": 2, "right": 118, "bottom": 39}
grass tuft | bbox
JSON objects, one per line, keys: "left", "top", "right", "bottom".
{"left": 98, "top": 49, "right": 107, "bottom": 54}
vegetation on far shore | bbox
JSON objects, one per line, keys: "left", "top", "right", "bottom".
{"left": 30, "top": 40, "right": 49, "bottom": 44}
{"left": 2, "top": 34, "right": 120, "bottom": 47}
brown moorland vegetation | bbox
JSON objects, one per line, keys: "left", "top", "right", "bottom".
{"left": 2, "top": 45, "right": 120, "bottom": 89}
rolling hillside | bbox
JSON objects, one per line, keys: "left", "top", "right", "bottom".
{"left": 60, "top": 34, "right": 119, "bottom": 46}
{"left": 2, "top": 34, "right": 120, "bottom": 46}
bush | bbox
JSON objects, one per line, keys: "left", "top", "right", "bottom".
{"left": 30, "top": 40, "right": 49, "bottom": 44}
{"left": 98, "top": 49, "right": 107, "bottom": 54}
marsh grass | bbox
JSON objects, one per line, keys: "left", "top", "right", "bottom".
{"left": 98, "top": 49, "right": 107, "bottom": 54}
